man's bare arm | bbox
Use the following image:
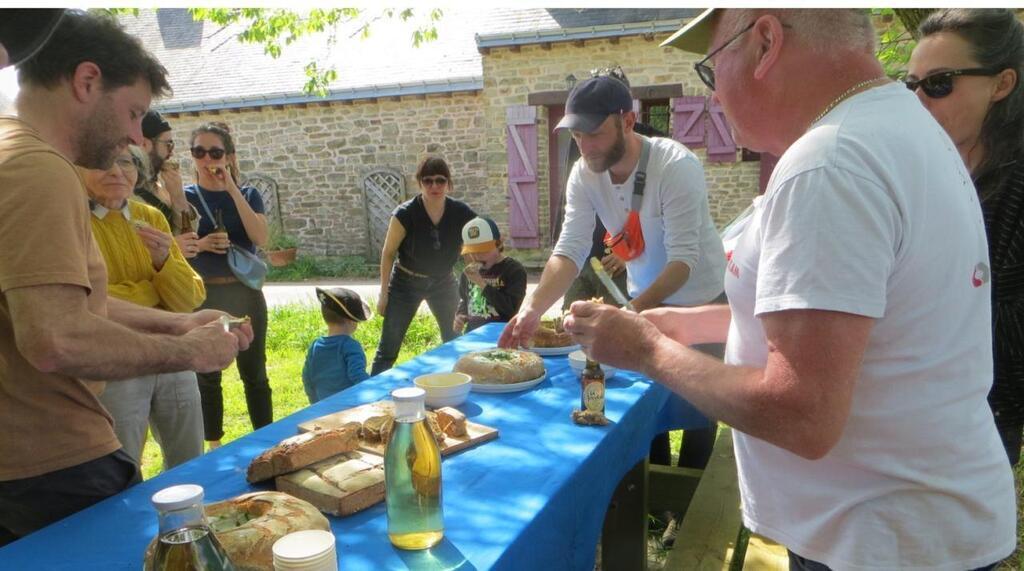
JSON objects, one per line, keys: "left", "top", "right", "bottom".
{"left": 498, "top": 254, "right": 579, "bottom": 348}
{"left": 567, "top": 304, "right": 871, "bottom": 459}
{"left": 8, "top": 284, "right": 243, "bottom": 380}
{"left": 630, "top": 260, "right": 690, "bottom": 311}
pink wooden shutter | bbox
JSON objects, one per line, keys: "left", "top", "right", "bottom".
{"left": 706, "top": 102, "right": 737, "bottom": 162}
{"left": 671, "top": 96, "right": 706, "bottom": 148}
{"left": 506, "top": 105, "right": 539, "bottom": 248}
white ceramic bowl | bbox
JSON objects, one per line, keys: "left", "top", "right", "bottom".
{"left": 413, "top": 372, "right": 472, "bottom": 408}
{"left": 567, "top": 350, "right": 618, "bottom": 379}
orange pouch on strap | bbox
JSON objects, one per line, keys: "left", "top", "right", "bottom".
{"left": 603, "top": 210, "right": 645, "bottom": 261}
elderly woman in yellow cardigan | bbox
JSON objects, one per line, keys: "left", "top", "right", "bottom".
{"left": 81, "top": 146, "right": 206, "bottom": 472}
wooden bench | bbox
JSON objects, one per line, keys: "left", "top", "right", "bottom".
{"left": 651, "top": 426, "right": 788, "bottom": 570}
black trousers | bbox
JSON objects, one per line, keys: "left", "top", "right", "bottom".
{"left": 196, "top": 281, "right": 273, "bottom": 441}
{"left": 992, "top": 406, "right": 1023, "bottom": 466}
{"left": 371, "top": 269, "right": 458, "bottom": 376}
{"left": 0, "top": 449, "right": 139, "bottom": 547}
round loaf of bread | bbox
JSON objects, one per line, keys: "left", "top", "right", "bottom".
{"left": 530, "top": 317, "right": 573, "bottom": 348}
{"left": 453, "top": 349, "right": 545, "bottom": 384}
{"left": 144, "top": 491, "right": 330, "bottom": 571}
{"left": 206, "top": 491, "right": 330, "bottom": 570}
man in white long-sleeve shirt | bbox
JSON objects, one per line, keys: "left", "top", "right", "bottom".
{"left": 500, "top": 75, "right": 724, "bottom": 347}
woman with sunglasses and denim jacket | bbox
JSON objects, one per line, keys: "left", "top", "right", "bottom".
{"left": 184, "top": 122, "right": 272, "bottom": 450}
{"left": 370, "top": 156, "right": 477, "bottom": 375}
{"left": 909, "top": 9, "right": 1024, "bottom": 466}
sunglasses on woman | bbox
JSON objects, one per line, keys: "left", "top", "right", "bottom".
{"left": 904, "top": 67, "right": 1001, "bottom": 99}
{"left": 421, "top": 176, "right": 448, "bottom": 187}
{"left": 190, "top": 146, "right": 226, "bottom": 160}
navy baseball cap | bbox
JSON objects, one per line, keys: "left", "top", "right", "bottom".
{"left": 555, "top": 75, "right": 633, "bottom": 134}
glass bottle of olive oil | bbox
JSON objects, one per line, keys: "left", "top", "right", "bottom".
{"left": 581, "top": 358, "right": 606, "bottom": 414}
{"left": 385, "top": 387, "right": 444, "bottom": 550}
{"left": 145, "top": 484, "right": 235, "bottom": 571}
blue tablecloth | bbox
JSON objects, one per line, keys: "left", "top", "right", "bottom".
{"left": 0, "top": 323, "right": 708, "bottom": 570}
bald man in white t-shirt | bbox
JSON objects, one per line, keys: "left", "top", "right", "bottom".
{"left": 565, "top": 9, "right": 1015, "bottom": 571}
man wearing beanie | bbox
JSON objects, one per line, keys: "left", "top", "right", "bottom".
{"left": 137, "top": 110, "right": 199, "bottom": 257}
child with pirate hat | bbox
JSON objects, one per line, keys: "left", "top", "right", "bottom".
{"left": 302, "top": 287, "right": 372, "bottom": 403}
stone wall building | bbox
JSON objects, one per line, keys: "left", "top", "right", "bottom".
{"left": 124, "top": 9, "right": 764, "bottom": 261}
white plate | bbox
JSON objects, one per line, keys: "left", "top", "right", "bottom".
{"left": 470, "top": 371, "right": 547, "bottom": 393}
{"left": 528, "top": 344, "right": 581, "bottom": 356}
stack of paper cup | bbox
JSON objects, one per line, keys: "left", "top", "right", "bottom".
{"left": 272, "top": 530, "right": 337, "bottom": 571}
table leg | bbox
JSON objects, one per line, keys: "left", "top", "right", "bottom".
{"left": 601, "top": 458, "right": 648, "bottom": 570}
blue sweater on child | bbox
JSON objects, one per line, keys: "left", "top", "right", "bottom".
{"left": 302, "top": 334, "right": 369, "bottom": 403}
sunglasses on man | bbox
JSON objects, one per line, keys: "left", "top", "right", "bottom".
{"left": 904, "top": 67, "right": 1001, "bottom": 99}
{"left": 190, "top": 146, "right": 226, "bottom": 160}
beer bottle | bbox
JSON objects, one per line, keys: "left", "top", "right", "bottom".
{"left": 581, "top": 358, "right": 606, "bottom": 414}
{"left": 179, "top": 211, "right": 193, "bottom": 234}
{"left": 214, "top": 209, "right": 227, "bottom": 235}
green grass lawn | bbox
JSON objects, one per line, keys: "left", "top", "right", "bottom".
{"left": 140, "top": 304, "right": 1024, "bottom": 568}
{"left": 139, "top": 303, "right": 442, "bottom": 479}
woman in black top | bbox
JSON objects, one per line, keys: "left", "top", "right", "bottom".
{"left": 371, "top": 156, "right": 476, "bottom": 375}
{"left": 185, "top": 122, "right": 272, "bottom": 449}
{"left": 910, "top": 9, "right": 1024, "bottom": 465}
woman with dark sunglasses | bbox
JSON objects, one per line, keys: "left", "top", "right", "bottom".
{"left": 371, "top": 156, "right": 477, "bottom": 375}
{"left": 184, "top": 122, "right": 273, "bottom": 450}
{"left": 909, "top": 9, "right": 1024, "bottom": 467}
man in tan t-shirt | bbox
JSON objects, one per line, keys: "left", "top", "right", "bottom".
{"left": 0, "top": 12, "right": 253, "bottom": 546}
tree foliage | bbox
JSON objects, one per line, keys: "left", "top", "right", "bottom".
{"left": 108, "top": 8, "right": 443, "bottom": 96}
{"left": 874, "top": 8, "right": 937, "bottom": 78}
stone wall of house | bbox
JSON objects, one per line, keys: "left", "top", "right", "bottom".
{"left": 162, "top": 32, "right": 761, "bottom": 260}
{"left": 481, "top": 32, "right": 762, "bottom": 254}
{"left": 164, "top": 92, "right": 487, "bottom": 258}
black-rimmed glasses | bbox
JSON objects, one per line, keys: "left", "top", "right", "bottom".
{"left": 430, "top": 227, "right": 441, "bottom": 250}
{"left": 153, "top": 138, "right": 175, "bottom": 151}
{"left": 904, "top": 68, "right": 1001, "bottom": 99}
{"left": 694, "top": 22, "right": 755, "bottom": 91}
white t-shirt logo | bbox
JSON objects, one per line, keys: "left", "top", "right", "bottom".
{"left": 971, "top": 262, "right": 990, "bottom": 288}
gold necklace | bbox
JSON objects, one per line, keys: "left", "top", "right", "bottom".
{"left": 810, "top": 76, "right": 889, "bottom": 126}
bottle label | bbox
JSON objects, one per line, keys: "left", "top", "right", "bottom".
{"left": 582, "top": 379, "right": 605, "bottom": 412}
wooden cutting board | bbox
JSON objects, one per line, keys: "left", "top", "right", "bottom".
{"left": 297, "top": 400, "right": 498, "bottom": 457}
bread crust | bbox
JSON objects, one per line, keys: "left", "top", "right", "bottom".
{"left": 453, "top": 349, "right": 545, "bottom": 384}
{"left": 246, "top": 424, "right": 360, "bottom": 483}
{"left": 275, "top": 451, "right": 386, "bottom": 516}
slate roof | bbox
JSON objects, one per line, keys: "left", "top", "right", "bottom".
{"left": 122, "top": 8, "right": 695, "bottom": 112}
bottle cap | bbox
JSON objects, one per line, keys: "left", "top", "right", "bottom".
{"left": 392, "top": 387, "right": 426, "bottom": 420}
{"left": 151, "top": 484, "right": 204, "bottom": 512}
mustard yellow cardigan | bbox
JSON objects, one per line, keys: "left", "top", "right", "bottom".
{"left": 90, "top": 200, "right": 205, "bottom": 312}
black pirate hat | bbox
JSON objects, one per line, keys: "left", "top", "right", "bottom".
{"left": 315, "top": 287, "right": 371, "bottom": 322}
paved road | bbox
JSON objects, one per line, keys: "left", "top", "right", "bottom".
{"left": 263, "top": 277, "right": 562, "bottom": 313}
